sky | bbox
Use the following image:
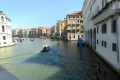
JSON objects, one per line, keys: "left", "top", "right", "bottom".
{"left": 0, "top": 0, "right": 84, "bottom": 29}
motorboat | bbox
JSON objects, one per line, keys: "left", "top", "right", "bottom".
{"left": 41, "top": 45, "right": 50, "bottom": 52}
{"left": 30, "top": 38, "right": 35, "bottom": 41}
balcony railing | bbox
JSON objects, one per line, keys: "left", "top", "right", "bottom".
{"left": 67, "top": 26, "right": 71, "bottom": 30}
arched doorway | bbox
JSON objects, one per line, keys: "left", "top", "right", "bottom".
{"left": 93, "top": 28, "right": 96, "bottom": 49}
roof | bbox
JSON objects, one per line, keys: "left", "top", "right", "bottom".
{"left": 67, "top": 11, "right": 82, "bottom": 15}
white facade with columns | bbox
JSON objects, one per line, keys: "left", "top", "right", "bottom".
{"left": 0, "top": 11, "right": 12, "bottom": 47}
{"left": 82, "top": 0, "right": 120, "bottom": 74}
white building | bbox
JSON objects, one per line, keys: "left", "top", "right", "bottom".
{"left": 12, "top": 28, "right": 20, "bottom": 37}
{"left": 24, "top": 29, "right": 29, "bottom": 38}
{"left": 0, "top": 11, "right": 12, "bottom": 47}
{"left": 82, "top": 0, "right": 120, "bottom": 74}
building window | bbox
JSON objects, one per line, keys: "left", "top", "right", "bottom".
{"left": 81, "top": 16, "right": 82, "bottom": 18}
{"left": 111, "top": 20, "right": 117, "bottom": 33}
{"left": 80, "top": 20, "right": 83, "bottom": 23}
{"left": 102, "top": 23, "right": 107, "bottom": 33}
{"left": 74, "top": 35, "right": 75, "bottom": 38}
{"left": 81, "top": 31, "right": 83, "bottom": 33}
{"left": 97, "top": 40, "right": 98, "bottom": 44}
{"left": 78, "top": 16, "right": 79, "bottom": 18}
{"left": 104, "top": 41, "right": 107, "bottom": 47}
{"left": 69, "top": 17, "right": 70, "bottom": 18}
{"left": 3, "top": 36, "right": 6, "bottom": 40}
{"left": 102, "top": 41, "right": 107, "bottom": 47}
{"left": 78, "top": 20, "right": 79, "bottom": 23}
{"left": 2, "top": 26, "right": 5, "bottom": 32}
{"left": 4, "top": 42, "right": 6, "bottom": 44}
{"left": 73, "top": 17, "right": 74, "bottom": 18}
{"left": 97, "top": 27, "right": 98, "bottom": 34}
{"left": 69, "top": 35, "right": 71, "bottom": 39}
{"left": 102, "top": 41, "right": 103, "bottom": 46}
{"left": 61, "top": 29, "right": 62, "bottom": 31}
{"left": 1, "top": 16, "right": 4, "bottom": 23}
{"left": 112, "top": 43, "right": 117, "bottom": 52}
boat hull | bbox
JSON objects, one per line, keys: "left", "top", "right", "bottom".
{"left": 41, "top": 47, "right": 50, "bottom": 52}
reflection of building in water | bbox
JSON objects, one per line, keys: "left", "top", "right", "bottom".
{"left": 0, "top": 11, "right": 12, "bottom": 47}
{"left": 0, "top": 47, "right": 13, "bottom": 58}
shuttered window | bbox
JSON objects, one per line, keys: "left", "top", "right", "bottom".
{"left": 111, "top": 20, "right": 117, "bottom": 33}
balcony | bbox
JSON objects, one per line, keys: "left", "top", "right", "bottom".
{"left": 76, "top": 26, "right": 80, "bottom": 29}
{"left": 66, "top": 26, "right": 71, "bottom": 30}
{"left": 76, "top": 24, "right": 80, "bottom": 26}
{"left": 92, "top": 0, "right": 120, "bottom": 25}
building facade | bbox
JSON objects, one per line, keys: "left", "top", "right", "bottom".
{"left": 12, "top": 29, "right": 19, "bottom": 37}
{"left": 18, "top": 29, "right": 25, "bottom": 38}
{"left": 82, "top": 0, "right": 120, "bottom": 74}
{"left": 61, "top": 19, "right": 67, "bottom": 39}
{"left": 46, "top": 28, "right": 50, "bottom": 37}
{"left": 38, "top": 27, "right": 42, "bottom": 37}
{"left": 24, "top": 29, "right": 29, "bottom": 38}
{"left": 66, "top": 11, "right": 83, "bottom": 40}
{"left": 0, "top": 11, "right": 12, "bottom": 47}
{"left": 50, "top": 25, "right": 57, "bottom": 38}
{"left": 30, "top": 28, "right": 36, "bottom": 38}
{"left": 56, "top": 20, "right": 62, "bottom": 39}
{"left": 42, "top": 27, "right": 46, "bottom": 37}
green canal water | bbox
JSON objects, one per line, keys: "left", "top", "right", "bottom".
{"left": 0, "top": 38, "right": 119, "bottom": 80}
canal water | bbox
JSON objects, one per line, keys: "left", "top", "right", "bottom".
{"left": 0, "top": 38, "right": 119, "bottom": 80}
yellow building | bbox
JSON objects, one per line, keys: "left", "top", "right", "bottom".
{"left": 61, "top": 19, "right": 67, "bottom": 39}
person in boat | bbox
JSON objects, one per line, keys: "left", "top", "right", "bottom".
{"left": 43, "top": 46, "right": 46, "bottom": 51}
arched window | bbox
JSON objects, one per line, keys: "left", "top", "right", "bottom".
{"left": 1, "top": 16, "right": 4, "bottom": 22}
{"left": 2, "top": 26, "right": 5, "bottom": 32}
